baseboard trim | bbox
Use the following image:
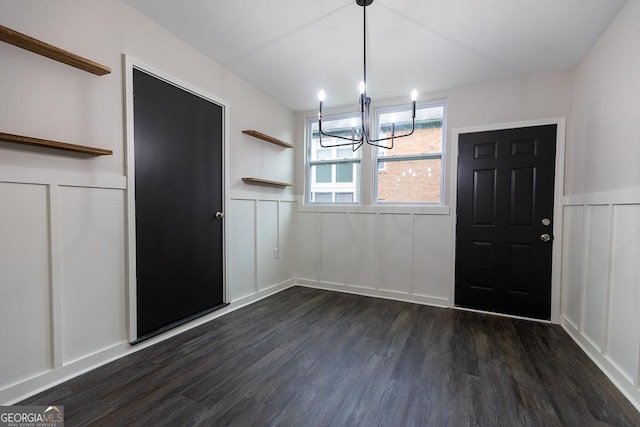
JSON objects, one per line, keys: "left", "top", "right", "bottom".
{"left": 1, "top": 280, "right": 296, "bottom": 405}
{"left": 453, "top": 305, "right": 552, "bottom": 324}
{"left": 293, "top": 278, "right": 450, "bottom": 308}
{"left": 0, "top": 342, "right": 130, "bottom": 405}
{"left": 561, "top": 316, "right": 640, "bottom": 413}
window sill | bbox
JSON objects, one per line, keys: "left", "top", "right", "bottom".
{"left": 298, "top": 203, "right": 450, "bottom": 215}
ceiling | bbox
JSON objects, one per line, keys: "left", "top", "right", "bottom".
{"left": 121, "top": 0, "right": 626, "bottom": 112}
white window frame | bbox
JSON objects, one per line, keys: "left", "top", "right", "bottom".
{"left": 373, "top": 100, "right": 447, "bottom": 206}
{"left": 305, "top": 112, "right": 362, "bottom": 205}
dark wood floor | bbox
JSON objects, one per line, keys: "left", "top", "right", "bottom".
{"left": 20, "top": 286, "right": 640, "bottom": 426}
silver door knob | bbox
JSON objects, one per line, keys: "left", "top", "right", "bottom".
{"left": 540, "top": 233, "right": 551, "bottom": 242}
{"left": 215, "top": 211, "right": 225, "bottom": 219}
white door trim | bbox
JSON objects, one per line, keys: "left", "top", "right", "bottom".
{"left": 123, "top": 55, "right": 230, "bottom": 343}
{"left": 449, "top": 117, "right": 566, "bottom": 323}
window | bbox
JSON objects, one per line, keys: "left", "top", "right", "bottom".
{"left": 374, "top": 102, "right": 445, "bottom": 204}
{"left": 306, "top": 113, "right": 361, "bottom": 203}
{"left": 305, "top": 100, "right": 446, "bottom": 206}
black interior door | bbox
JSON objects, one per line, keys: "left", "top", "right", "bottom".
{"left": 133, "top": 68, "right": 225, "bottom": 341}
{"left": 455, "top": 125, "right": 556, "bottom": 320}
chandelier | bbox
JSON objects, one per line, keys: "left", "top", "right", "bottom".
{"left": 317, "top": 0, "right": 417, "bottom": 151}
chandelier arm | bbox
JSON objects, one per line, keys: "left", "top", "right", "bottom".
{"left": 319, "top": 129, "right": 364, "bottom": 148}
{"left": 367, "top": 140, "right": 393, "bottom": 149}
{"left": 363, "top": 118, "right": 416, "bottom": 145}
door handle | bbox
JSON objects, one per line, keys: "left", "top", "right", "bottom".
{"left": 540, "top": 233, "right": 551, "bottom": 242}
{"left": 215, "top": 211, "right": 225, "bottom": 219}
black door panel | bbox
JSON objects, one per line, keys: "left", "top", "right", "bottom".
{"left": 455, "top": 125, "right": 556, "bottom": 320}
{"left": 133, "top": 69, "right": 225, "bottom": 341}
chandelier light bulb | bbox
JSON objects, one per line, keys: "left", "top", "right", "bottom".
{"left": 359, "top": 81, "right": 366, "bottom": 94}
{"left": 318, "top": 89, "right": 326, "bottom": 101}
{"left": 411, "top": 89, "right": 417, "bottom": 118}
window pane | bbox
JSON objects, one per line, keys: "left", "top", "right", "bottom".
{"left": 309, "top": 162, "right": 361, "bottom": 203}
{"left": 378, "top": 105, "right": 444, "bottom": 156}
{"left": 335, "top": 192, "right": 354, "bottom": 202}
{"left": 377, "top": 158, "right": 441, "bottom": 203}
{"left": 309, "top": 116, "right": 362, "bottom": 160}
{"left": 336, "top": 163, "right": 353, "bottom": 183}
{"left": 316, "top": 149, "right": 332, "bottom": 160}
{"left": 315, "top": 164, "right": 332, "bottom": 183}
{"left": 337, "top": 147, "right": 356, "bottom": 159}
{"left": 315, "top": 192, "right": 332, "bottom": 203}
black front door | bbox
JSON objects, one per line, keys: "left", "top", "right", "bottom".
{"left": 133, "top": 68, "right": 225, "bottom": 341}
{"left": 455, "top": 125, "right": 556, "bottom": 320}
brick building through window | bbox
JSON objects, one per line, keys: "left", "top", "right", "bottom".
{"left": 376, "top": 121, "right": 443, "bottom": 204}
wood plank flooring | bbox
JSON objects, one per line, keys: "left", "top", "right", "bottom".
{"left": 20, "top": 286, "right": 640, "bottom": 426}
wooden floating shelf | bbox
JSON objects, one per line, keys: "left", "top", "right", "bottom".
{"left": 0, "top": 132, "right": 113, "bottom": 156}
{"left": 242, "top": 177, "right": 293, "bottom": 187}
{"left": 242, "top": 130, "right": 293, "bottom": 148}
{"left": 0, "top": 24, "right": 111, "bottom": 76}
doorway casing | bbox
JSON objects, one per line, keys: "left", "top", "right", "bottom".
{"left": 123, "top": 55, "right": 230, "bottom": 343}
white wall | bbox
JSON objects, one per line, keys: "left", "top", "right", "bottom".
{"left": 561, "top": 1, "right": 640, "bottom": 411}
{"left": 292, "top": 70, "right": 573, "bottom": 308}
{"left": 566, "top": 2, "right": 640, "bottom": 196}
{"left": 0, "top": 0, "right": 295, "bottom": 404}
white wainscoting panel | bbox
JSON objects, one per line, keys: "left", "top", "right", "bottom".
{"left": 293, "top": 205, "right": 453, "bottom": 306}
{"left": 346, "top": 213, "right": 378, "bottom": 289}
{"left": 58, "top": 186, "right": 127, "bottom": 364}
{"left": 377, "top": 214, "right": 414, "bottom": 294}
{"left": 319, "top": 213, "right": 347, "bottom": 285}
{"left": 0, "top": 166, "right": 128, "bottom": 405}
{"left": 293, "top": 212, "right": 319, "bottom": 281}
{"left": 561, "top": 189, "right": 640, "bottom": 411}
{"left": 412, "top": 214, "right": 453, "bottom": 300}
{"left": 560, "top": 205, "right": 585, "bottom": 329}
{"left": 0, "top": 182, "right": 52, "bottom": 389}
{"left": 582, "top": 205, "right": 611, "bottom": 351}
{"left": 607, "top": 204, "right": 640, "bottom": 384}
{"left": 278, "top": 201, "right": 296, "bottom": 281}
{"left": 228, "top": 198, "right": 296, "bottom": 300}
{"left": 228, "top": 199, "right": 257, "bottom": 300}
{"left": 256, "top": 200, "right": 279, "bottom": 291}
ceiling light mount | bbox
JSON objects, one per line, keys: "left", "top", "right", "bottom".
{"left": 317, "top": 0, "right": 417, "bottom": 150}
